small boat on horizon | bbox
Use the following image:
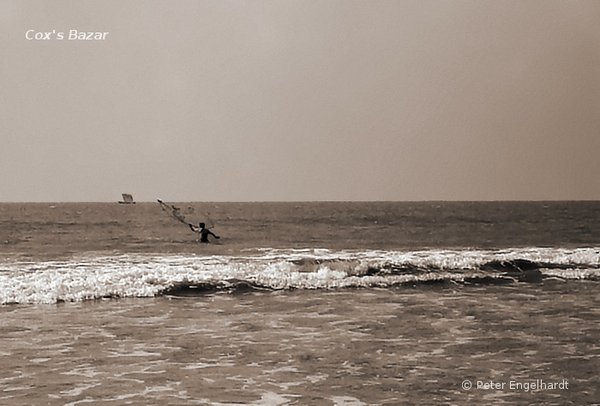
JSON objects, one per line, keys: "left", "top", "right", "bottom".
{"left": 118, "top": 193, "right": 135, "bottom": 204}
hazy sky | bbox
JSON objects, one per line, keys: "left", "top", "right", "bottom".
{"left": 1, "top": 0, "right": 599, "bottom": 202}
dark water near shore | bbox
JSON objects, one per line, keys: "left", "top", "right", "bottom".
{"left": 1, "top": 201, "right": 599, "bottom": 404}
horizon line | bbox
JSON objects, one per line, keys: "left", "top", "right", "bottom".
{"left": 1, "top": 199, "right": 599, "bottom": 204}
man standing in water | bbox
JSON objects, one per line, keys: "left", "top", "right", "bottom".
{"left": 189, "top": 222, "right": 220, "bottom": 243}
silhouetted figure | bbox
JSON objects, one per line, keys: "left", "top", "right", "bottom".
{"left": 189, "top": 222, "right": 220, "bottom": 243}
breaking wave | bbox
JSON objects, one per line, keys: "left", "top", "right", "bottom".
{"left": 1, "top": 248, "right": 599, "bottom": 304}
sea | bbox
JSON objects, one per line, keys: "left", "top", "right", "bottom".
{"left": 0, "top": 201, "right": 599, "bottom": 405}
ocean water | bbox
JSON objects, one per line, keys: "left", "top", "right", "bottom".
{"left": 0, "top": 201, "right": 599, "bottom": 405}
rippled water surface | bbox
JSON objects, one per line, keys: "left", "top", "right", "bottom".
{"left": 2, "top": 283, "right": 599, "bottom": 405}
{"left": 1, "top": 202, "right": 599, "bottom": 404}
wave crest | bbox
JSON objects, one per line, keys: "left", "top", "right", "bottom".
{"left": 1, "top": 247, "right": 599, "bottom": 304}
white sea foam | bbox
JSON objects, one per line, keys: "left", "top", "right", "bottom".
{"left": 331, "top": 396, "right": 367, "bottom": 406}
{"left": 1, "top": 248, "right": 599, "bottom": 304}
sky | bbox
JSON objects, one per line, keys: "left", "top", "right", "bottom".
{"left": 1, "top": 0, "right": 599, "bottom": 202}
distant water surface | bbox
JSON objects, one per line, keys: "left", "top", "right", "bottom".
{"left": 1, "top": 201, "right": 599, "bottom": 259}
